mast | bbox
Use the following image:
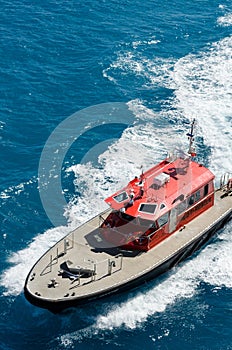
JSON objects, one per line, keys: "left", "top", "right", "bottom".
{"left": 187, "top": 119, "right": 197, "bottom": 157}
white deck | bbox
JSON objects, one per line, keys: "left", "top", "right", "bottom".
{"left": 26, "top": 189, "right": 232, "bottom": 303}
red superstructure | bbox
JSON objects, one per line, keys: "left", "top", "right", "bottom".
{"left": 101, "top": 120, "right": 215, "bottom": 251}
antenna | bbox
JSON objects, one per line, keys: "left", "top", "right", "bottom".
{"left": 187, "top": 119, "right": 197, "bottom": 157}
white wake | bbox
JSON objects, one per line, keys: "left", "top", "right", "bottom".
{"left": 1, "top": 16, "right": 231, "bottom": 340}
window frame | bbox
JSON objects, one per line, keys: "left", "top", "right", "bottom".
{"left": 113, "top": 191, "right": 128, "bottom": 203}
{"left": 138, "top": 203, "right": 157, "bottom": 215}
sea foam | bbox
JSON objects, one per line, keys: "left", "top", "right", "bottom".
{"left": 1, "top": 29, "right": 231, "bottom": 337}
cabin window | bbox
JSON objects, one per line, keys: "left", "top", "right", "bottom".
{"left": 188, "top": 195, "right": 195, "bottom": 207}
{"left": 204, "top": 184, "right": 209, "bottom": 196}
{"left": 160, "top": 203, "right": 166, "bottom": 210}
{"left": 113, "top": 191, "right": 128, "bottom": 203}
{"left": 138, "top": 203, "right": 157, "bottom": 214}
{"left": 151, "top": 221, "right": 158, "bottom": 229}
{"left": 195, "top": 190, "right": 201, "bottom": 202}
{"left": 157, "top": 212, "right": 169, "bottom": 227}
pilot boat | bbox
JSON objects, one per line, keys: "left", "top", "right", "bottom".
{"left": 24, "top": 120, "right": 232, "bottom": 312}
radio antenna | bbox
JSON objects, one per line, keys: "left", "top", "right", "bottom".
{"left": 187, "top": 119, "right": 197, "bottom": 157}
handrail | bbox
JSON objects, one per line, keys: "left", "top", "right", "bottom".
{"left": 220, "top": 172, "right": 232, "bottom": 189}
{"left": 115, "top": 253, "right": 123, "bottom": 270}
{"left": 40, "top": 253, "right": 58, "bottom": 276}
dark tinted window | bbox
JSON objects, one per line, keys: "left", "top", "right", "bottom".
{"left": 157, "top": 212, "right": 169, "bottom": 227}
{"left": 113, "top": 191, "right": 128, "bottom": 202}
{"left": 139, "top": 203, "right": 157, "bottom": 214}
{"left": 195, "top": 190, "right": 201, "bottom": 202}
{"left": 204, "top": 184, "right": 209, "bottom": 196}
{"left": 188, "top": 195, "right": 195, "bottom": 206}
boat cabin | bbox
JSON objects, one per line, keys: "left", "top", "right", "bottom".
{"left": 101, "top": 152, "right": 215, "bottom": 251}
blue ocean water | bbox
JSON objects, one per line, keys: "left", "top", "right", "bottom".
{"left": 0, "top": 0, "right": 232, "bottom": 349}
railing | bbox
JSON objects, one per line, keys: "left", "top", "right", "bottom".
{"left": 65, "top": 254, "right": 123, "bottom": 288}
{"left": 41, "top": 245, "right": 123, "bottom": 287}
{"left": 107, "top": 253, "right": 123, "bottom": 275}
{"left": 39, "top": 213, "right": 124, "bottom": 284}
{"left": 40, "top": 232, "right": 74, "bottom": 276}
{"left": 220, "top": 172, "right": 232, "bottom": 190}
{"left": 99, "top": 214, "right": 105, "bottom": 226}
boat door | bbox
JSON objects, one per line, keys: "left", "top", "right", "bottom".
{"left": 169, "top": 207, "right": 178, "bottom": 233}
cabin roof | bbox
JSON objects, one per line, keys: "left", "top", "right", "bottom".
{"left": 104, "top": 156, "right": 215, "bottom": 220}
